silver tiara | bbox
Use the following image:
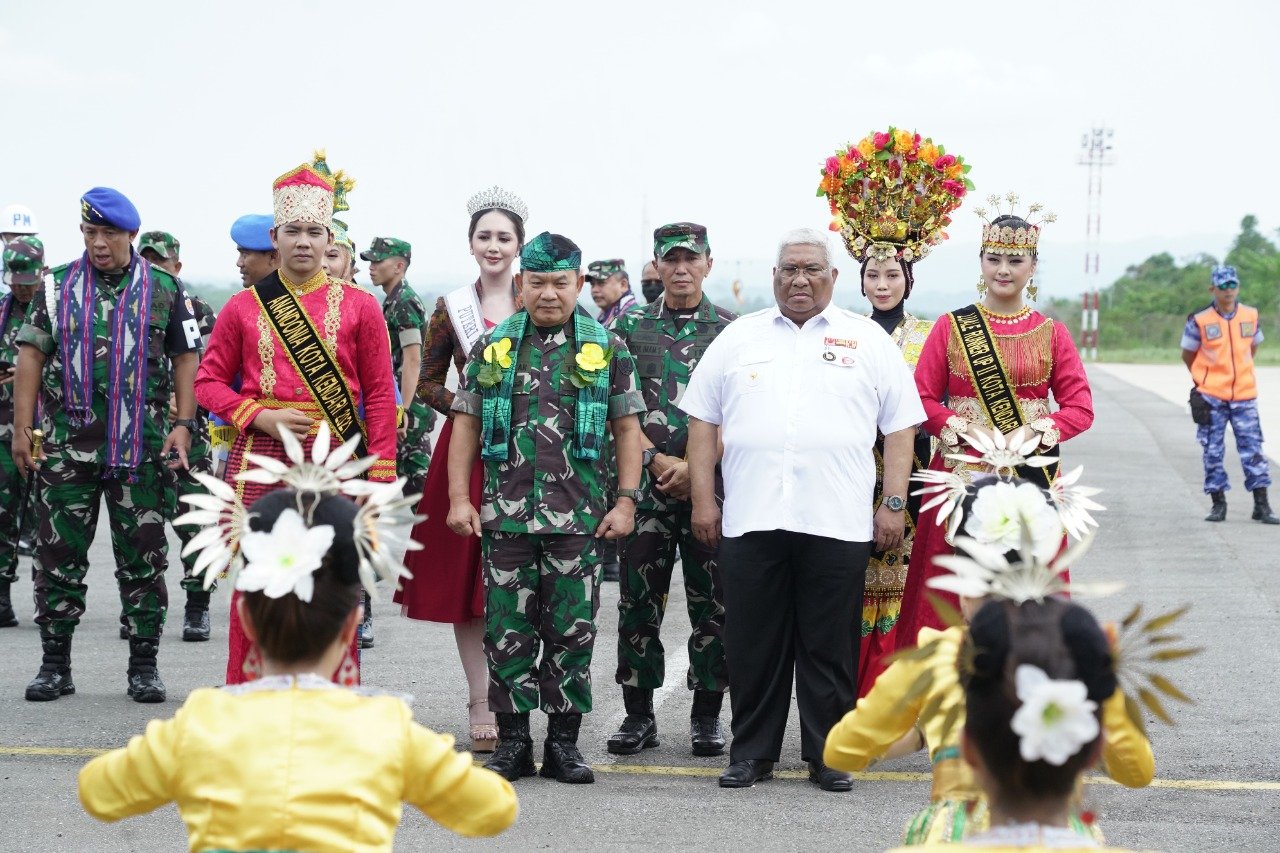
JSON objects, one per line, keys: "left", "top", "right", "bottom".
{"left": 466, "top": 185, "right": 529, "bottom": 223}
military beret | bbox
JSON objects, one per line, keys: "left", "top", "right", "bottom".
{"left": 138, "top": 231, "right": 180, "bottom": 260}
{"left": 230, "top": 214, "right": 275, "bottom": 252}
{"left": 521, "top": 232, "right": 581, "bottom": 272}
{"left": 586, "top": 259, "right": 627, "bottom": 282}
{"left": 361, "top": 236, "right": 412, "bottom": 263}
{"left": 3, "top": 236, "right": 45, "bottom": 286}
{"left": 80, "top": 187, "right": 141, "bottom": 232}
{"left": 654, "top": 222, "right": 710, "bottom": 257}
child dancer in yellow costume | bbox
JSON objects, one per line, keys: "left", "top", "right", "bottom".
{"left": 826, "top": 430, "right": 1197, "bottom": 847}
{"left": 77, "top": 424, "right": 518, "bottom": 851}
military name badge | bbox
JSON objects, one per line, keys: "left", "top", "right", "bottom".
{"left": 822, "top": 335, "right": 857, "bottom": 367}
{"left": 1205, "top": 323, "right": 1222, "bottom": 341}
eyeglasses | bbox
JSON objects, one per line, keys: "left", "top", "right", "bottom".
{"left": 778, "top": 264, "right": 828, "bottom": 280}
{"left": 1214, "top": 281, "right": 1239, "bottom": 290}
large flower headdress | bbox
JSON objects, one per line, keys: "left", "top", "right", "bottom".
{"left": 173, "top": 422, "right": 422, "bottom": 602}
{"left": 817, "top": 127, "right": 973, "bottom": 264}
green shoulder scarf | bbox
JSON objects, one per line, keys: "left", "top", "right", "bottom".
{"left": 480, "top": 309, "right": 610, "bottom": 462}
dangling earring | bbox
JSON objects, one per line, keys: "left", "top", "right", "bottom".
{"left": 1027, "top": 278, "right": 1038, "bottom": 301}
{"left": 976, "top": 275, "right": 987, "bottom": 296}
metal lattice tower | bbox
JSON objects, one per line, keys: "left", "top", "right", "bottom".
{"left": 1078, "top": 126, "right": 1115, "bottom": 360}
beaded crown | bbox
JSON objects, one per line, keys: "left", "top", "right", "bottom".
{"left": 466, "top": 185, "right": 529, "bottom": 223}
{"left": 976, "top": 192, "right": 1057, "bottom": 256}
{"left": 818, "top": 127, "right": 972, "bottom": 264}
{"left": 272, "top": 161, "right": 335, "bottom": 228}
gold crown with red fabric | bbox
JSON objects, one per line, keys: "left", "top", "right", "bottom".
{"left": 817, "top": 127, "right": 973, "bottom": 264}
{"left": 975, "top": 192, "right": 1057, "bottom": 256}
{"left": 273, "top": 160, "right": 336, "bottom": 228}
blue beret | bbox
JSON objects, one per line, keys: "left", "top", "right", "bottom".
{"left": 80, "top": 187, "right": 140, "bottom": 232}
{"left": 230, "top": 214, "right": 275, "bottom": 252}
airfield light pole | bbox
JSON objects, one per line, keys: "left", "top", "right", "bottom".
{"left": 1078, "top": 126, "right": 1115, "bottom": 360}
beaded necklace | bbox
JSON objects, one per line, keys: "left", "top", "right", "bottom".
{"left": 977, "top": 302, "right": 1032, "bottom": 326}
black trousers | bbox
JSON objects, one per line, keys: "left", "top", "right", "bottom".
{"left": 719, "top": 530, "right": 869, "bottom": 763}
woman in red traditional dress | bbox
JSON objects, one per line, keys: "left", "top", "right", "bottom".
{"left": 896, "top": 194, "right": 1094, "bottom": 649}
{"left": 395, "top": 187, "right": 526, "bottom": 751}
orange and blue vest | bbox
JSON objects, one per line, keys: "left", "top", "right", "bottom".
{"left": 1190, "top": 304, "right": 1259, "bottom": 402}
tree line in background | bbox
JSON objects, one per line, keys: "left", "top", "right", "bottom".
{"left": 1044, "top": 216, "right": 1279, "bottom": 358}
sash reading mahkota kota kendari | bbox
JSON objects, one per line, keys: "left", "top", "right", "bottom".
{"left": 949, "top": 304, "right": 1058, "bottom": 488}
{"left": 253, "top": 272, "right": 367, "bottom": 457}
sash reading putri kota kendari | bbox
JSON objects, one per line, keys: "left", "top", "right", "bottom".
{"left": 253, "top": 272, "right": 367, "bottom": 457}
{"left": 948, "top": 304, "right": 1058, "bottom": 488}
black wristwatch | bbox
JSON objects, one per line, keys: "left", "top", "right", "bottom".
{"left": 617, "top": 488, "right": 644, "bottom": 504}
{"left": 641, "top": 447, "right": 660, "bottom": 468}
{"left": 173, "top": 418, "right": 199, "bottom": 433}
{"left": 883, "top": 494, "right": 907, "bottom": 512}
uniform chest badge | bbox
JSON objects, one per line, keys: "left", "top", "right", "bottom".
{"left": 1204, "top": 323, "right": 1222, "bottom": 341}
{"left": 1241, "top": 321, "right": 1256, "bottom": 337}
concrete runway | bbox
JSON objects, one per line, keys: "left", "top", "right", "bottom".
{"left": 1, "top": 365, "right": 1277, "bottom": 852}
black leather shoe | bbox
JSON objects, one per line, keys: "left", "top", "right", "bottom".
{"left": 719, "top": 759, "right": 774, "bottom": 788}
{"left": 608, "top": 714, "right": 658, "bottom": 754}
{"left": 182, "top": 606, "right": 211, "bottom": 642}
{"left": 1253, "top": 488, "right": 1280, "bottom": 524}
{"left": 1205, "top": 491, "right": 1227, "bottom": 522}
{"left": 690, "top": 689, "right": 726, "bottom": 756}
{"left": 808, "top": 760, "right": 853, "bottom": 792}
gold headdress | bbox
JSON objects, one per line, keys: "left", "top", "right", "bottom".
{"left": 818, "top": 127, "right": 972, "bottom": 264}
{"left": 976, "top": 192, "right": 1057, "bottom": 256}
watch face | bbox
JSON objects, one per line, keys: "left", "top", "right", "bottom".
{"left": 886, "top": 495, "right": 906, "bottom": 511}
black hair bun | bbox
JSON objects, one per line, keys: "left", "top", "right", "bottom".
{"left": 1060, "top": 604, "right": 1117, "bottom": 702}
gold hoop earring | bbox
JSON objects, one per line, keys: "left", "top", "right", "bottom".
{"left": 976, "top": 275, "right": 987, "bottom": 296}
{"left": 1027, "top": 278, "right": 1038, "bottom": 301}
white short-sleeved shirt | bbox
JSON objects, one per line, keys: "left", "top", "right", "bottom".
{"left": 678, "top": 303, "right": 924, "bottom": 542}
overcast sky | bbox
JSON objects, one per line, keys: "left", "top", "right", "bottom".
{"left": 2, "top": 1, "right": 1276, "bottom": 313}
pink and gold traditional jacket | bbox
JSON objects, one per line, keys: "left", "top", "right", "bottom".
{"left": 195, "top": 269, "right": 398, "bottom": 482}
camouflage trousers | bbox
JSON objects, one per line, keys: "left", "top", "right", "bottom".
{"left": 482, "top": 531, "right": 602, "bottom": 714}
{"left": 397, "top": 402, "right": 434, "bottom": 499}
{"left": 616, "top": 506, "right": 727, "bottom": 692}
{"left": 168, "top": 435, "right": 215, "bottom": 594}
{"left": 1197, "top": 396, "right": 1272, "bottom": 493}
{"left": 0, "top": 438, "right": 33, "bottom": 584}
{"left": 35, "top": 452, "right": 170, "bottom": 638}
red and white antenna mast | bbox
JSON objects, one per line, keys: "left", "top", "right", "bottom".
{"left": 1078, "top": 125, "right": 1115, "bottom": 361}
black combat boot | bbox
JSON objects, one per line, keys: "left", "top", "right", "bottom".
{"left": 541, "top": 712, "right": 595, "bottom": 784}
{"left": 359, "top": 590, "right": 374, "bottom": 649}
{"left": 127, "top": 636, "right": 167, "bottom": 703}
{"left": 607, "top": 685, "right": 658, "bottom": 755}
{"left": 119, "top": 613, "right": 129, "bottom": 640}
{"left": 0, "top": 582, "right": 17, "bottom": 627}
{"left": 1205, "top": 491, "right": 1227, "bottom": 522}
{"left": 1253, "top": 488, "right": 1280, "bottom": 525}
{"left": 25, "top": 633, "right": 74, "bottom": 701}
{"left": 483, "top": 712, "right": 536, "bottom": 781}
{"left": 690, "top": 689, "right": 727, "bottom": 756}
{"left": 183, "top": 590, "right": 211, "bottom": 642}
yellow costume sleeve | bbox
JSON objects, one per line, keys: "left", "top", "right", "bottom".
{"left": 1100, "top": 689, "right": 1155, "bottom": 788}
{"left": 78, "top": 713, "right": 182, "bottom": 821}
{"left": 825, "top": 627, "right": 954, "bottom": 772}
{"left": 403, "top": 713, "right": 518, "bottom": 837}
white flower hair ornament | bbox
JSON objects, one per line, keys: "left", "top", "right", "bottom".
{"left": 945, "top": 427, "right": 1056, "bottom": 480}
{"left": 1010, "top": 664, "right": 1100, "bottom": 766}
{"left": 173, "top": 421, "right": 424, "bottom": 602}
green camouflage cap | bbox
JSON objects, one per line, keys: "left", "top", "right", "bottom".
{"left": 360, "top": 236, "right": 412, "bottom": 263}
{"left": 3, "top": 235, "right": 46, "bottom": 286}
{"left": 653, "top": 222, "right": 710, "bottom": 257}
{"left": 520, "top": 231, "right": 581, "bottom": 272}
{"left": 138, "top": 230, "right": 180, "bottom": 260}
{"left": 586, "top": 258, "right": 626, "bottom": 282}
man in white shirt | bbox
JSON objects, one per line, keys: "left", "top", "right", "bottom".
{"left": 680, "top": 227, "right": 923, "bottom": 791}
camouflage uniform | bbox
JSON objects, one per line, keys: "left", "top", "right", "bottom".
{"left": 453, "top": 315, "right": 645, "bottom": 713}
{"left": 382, "top": 280, "right": 434, "bottom": 497}
{"left": 172, "top": 294, "right": 217, "bottom": 594}
{"left": 18, "top": 259, "right": 199, "bottom": 638}
{"left": 0, "top": 290, "right": 35, "bottom": 586}
{"left": 610, "top": 296, "right": 737, "bottom": 691}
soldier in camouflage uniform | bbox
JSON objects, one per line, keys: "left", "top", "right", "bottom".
{"left": 0, "top": 237, "right": 46, "bottom": 627}
{"left": 14, "top": 188, "right": 200, "bottom": 704}
{"left": 138, "top": 231, "right": 219, "bottom": 642}
{"left": 447, "top": 231, "right": 646, "bottom": 785}
{"left": 364, "top": 236, "right": 435, "bottom": 498}
{"left": 607, "top": 222, "right": 737, "bottom": 758}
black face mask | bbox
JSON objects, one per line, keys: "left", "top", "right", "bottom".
{"left": 641, "top": 279, "right": 664, "bottom": 302}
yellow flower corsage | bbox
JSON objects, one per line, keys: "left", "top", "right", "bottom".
{"left": 477, "top": 337, "right": 514, "bottom": 388}
{"left": 570, "top": 342, "right": 615, "bottom": 389}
